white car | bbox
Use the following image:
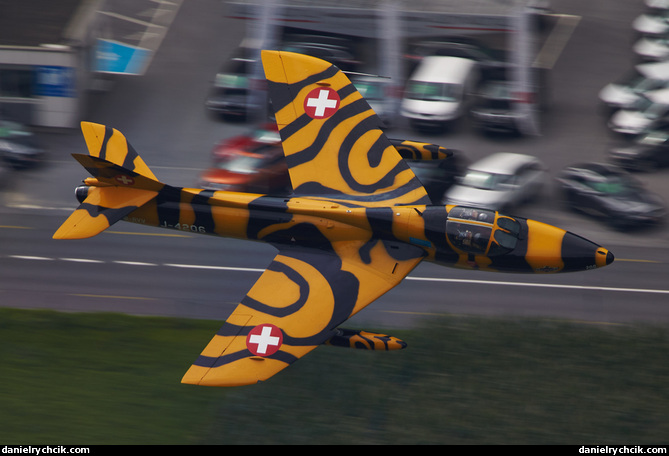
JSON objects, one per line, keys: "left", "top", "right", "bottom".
{"left": 442, "top": 152, "right": 547, "bottom": 212}
{"left": 608, "top": 88, "right": 669, "bottom": 136}
{"left": 646, "top": 0, "right": 669, "bottom": 9}
{"left": 599, "top": 60, "right": 669, "bottom": 110}
{"left": 633, "top": 12, "right": 669, "bottom": 37}
{"left": 401, "top": 56, "right": 479, "bottom": 131}
{"left": 633, "top": 36, "right": 669, "bottom": 61}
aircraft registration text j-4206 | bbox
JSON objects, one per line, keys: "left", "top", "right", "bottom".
{"left": 53, "top": 50, "right": 614, "bottom": 387}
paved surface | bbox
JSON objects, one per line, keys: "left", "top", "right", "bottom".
{"left": 2, "top": 0, "right": 668, "bottom": 329}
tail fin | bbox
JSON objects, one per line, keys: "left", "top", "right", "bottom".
{"left": 80, "top": 121, "right": 157, "bottom": 181}
{"left": 53, "top": 122, "right": 162, "bottom": 240}
{"left": 261, "top": 50, "right": 431, "bottom": 206}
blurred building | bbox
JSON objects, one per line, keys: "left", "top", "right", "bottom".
{"left": 0, "top": 0, "right": 103, "bottom": 127}
{"left": 0, "top": 0, "right": 180, "bottom": 128}
{"left": 228, "top": 0, "right": 552, "bottom": 134}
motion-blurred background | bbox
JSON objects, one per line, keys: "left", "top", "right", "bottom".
{"left": 1, "top": 0, "right": 668, "bottom": 445}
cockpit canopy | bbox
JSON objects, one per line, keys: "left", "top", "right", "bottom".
{"left": 445, "top": 206, "right": 521, "bottom": 256}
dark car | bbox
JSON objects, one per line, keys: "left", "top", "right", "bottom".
{"left": 405, "top": 39, "right": 507, "bottom": 80}
{"left": 280, "top": 34, "right": 361, "bottom": 72}
{"left": 470, "top": 80, "right": 532, "bottom": 134}
{"left": 609, "top": 126, "right": 669, "bottom": 171}
{"left": 351, "top": 75, "right": 395, "bottom": 128}
{"left": 406, "top": 151, "right": 469, "bottom": 203}
{"left": 207, "top": 36, "right": 359, "bottom": 121}
{"left": 205, "top": 48, "right": 256, "bottom": 120}
{"left": 201, "top": 123, "right": 289, "bottom": 194}
{"left": 555, "top": 162, "right": 666, "bottom": 229}
{"left": 0, "top": 120, "right": 45, "bottom": 169}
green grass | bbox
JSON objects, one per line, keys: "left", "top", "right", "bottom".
{"left": 1, "top": 308, "right": 667, "bottom": 444}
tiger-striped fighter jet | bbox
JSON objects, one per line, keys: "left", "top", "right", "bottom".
{"left": 54, "top": 51, "right": 613, "bottom": 386}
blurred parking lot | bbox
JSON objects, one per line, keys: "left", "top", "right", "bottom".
{"left": 2, "top": 0, "right": 669, "bottom": 327}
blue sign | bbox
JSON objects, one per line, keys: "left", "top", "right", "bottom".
{"left": 35, "top": 66, "right": 75, "bottom": 97}
{"left": 95, "top": 39, "right": 151, "bottom": 75}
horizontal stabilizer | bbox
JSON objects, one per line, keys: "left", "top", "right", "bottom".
{"left": 53, "top": 186, "right": 157, "bottom": 239}
{"left": 70, "top": 154, "right": 165, "bottom": 192}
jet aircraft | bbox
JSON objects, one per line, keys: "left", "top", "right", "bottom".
{"left": 54, "top": 50, "right": 614, "bottom": 386}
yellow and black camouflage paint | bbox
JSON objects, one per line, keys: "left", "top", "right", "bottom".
{"left": 54, "top": 51, "right": 613, "bottom": 387}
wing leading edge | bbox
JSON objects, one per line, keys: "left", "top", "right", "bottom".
{"left": 182, "top": 240, "right": 425, "bottom": 387}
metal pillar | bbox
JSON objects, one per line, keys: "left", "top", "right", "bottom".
{"left": 248, "top": 0, "right": 280, "bottom": 121}
{"left": 377, "top": 0, "right": 402, "bottom": 126}
{"left": 510, "top": 7, "right": 540, "bottom": 136}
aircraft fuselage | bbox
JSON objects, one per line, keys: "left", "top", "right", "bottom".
{"left": 97, "top": 185, "right": 612, "bottom": 274}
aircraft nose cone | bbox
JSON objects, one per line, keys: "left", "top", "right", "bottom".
{"left": 562, "top": 232, "right": 614, "bottom": 271}
{"left": 599, "top": 248, "right": 615, "bottom": 267}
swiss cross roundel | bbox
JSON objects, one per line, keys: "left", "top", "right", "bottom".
{"left": 303, "top": 87, "right": 340, "bottom": 119}
{"left": 114, "top": 175, "right": 135, "bottom": 186}
{"left": 246, "top": 324, "right": 283, "bottom": 356}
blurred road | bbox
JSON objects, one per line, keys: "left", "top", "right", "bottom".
{"left": 2, "top": 0, "right": 668, "bottom": 328}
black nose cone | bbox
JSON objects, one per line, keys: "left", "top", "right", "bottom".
{"left": 562, "top": 232, "right": 613, "bottom": 272}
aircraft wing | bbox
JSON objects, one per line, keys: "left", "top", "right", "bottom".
{"left": 182, "top": 240, "right": 425, "bottom": 387}
{"left": 261, "top": 50, "right": 431, "bottom": 206}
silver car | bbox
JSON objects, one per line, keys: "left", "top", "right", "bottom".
{"left": 599, "top": 61, "right": 669, "bottom": 111}
{"left": 633, "top": 12, "right": 669, "bottom": 37}
{"left": 351, "top": 75, "right": 395, "bottom": 128}
{"left": 633, "top": 36, "right": 669, "bottom": 61}
{"left": 442, "top": 152, "right": 547, "bottom": 212}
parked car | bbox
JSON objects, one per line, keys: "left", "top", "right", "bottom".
{"left": 205, "top": 47, "right": 260, "bottom": 121}
{"left": 401, "top": 56, "right": 480, "bottom": 131}
{"left": 609, "top": 125, "right": 669, "bottom": 171}
{"left": 351, "top": 75, "right": 395, "bottom": 128}
{"left": 0, "top": 120, "right": 45, "bottom": 169}
{"left": 200, "top": 148, "right": 289, "bottom": 195}
{"left": 646, "top": 0, "right": 669, "bottom": 12}
{"left": 201, "top": 123, "right": 289, "bottom": 194}
{"left": 633, "top": 36, "right": 669, "bottom": 61}
{"left": 404, "top": 39, "right": 507, "bottom": 80}
{"left": 206, "top": 34, "right": 361, "bottom": 121}
{"left": 406, "top": 151, "right": 469, "bottom": 203}
{"left": 470, "top": 80, "right": 532, "bottom": 135}
{"left": 555, "top": 162, "right": 666, "bottom": 229}
{"left": 644, "top": 0, "right": 669, "bottom": 13}
{"left": 633, "top": 11, "right": 669, "bottom": 37}
{"left": 210, "top": 123, "right": 280, "bottom": 162}
{"left": 608, "top": 88, "right": 669, "bottom": 136}
{"left": 442, "top": 152, "right": 547, "bottom": 212}
{"left": 599, "top": 60, "right": 669, "bottom": 111}
{"left": 280, "top": 34, "right": 361, "bottom": 72}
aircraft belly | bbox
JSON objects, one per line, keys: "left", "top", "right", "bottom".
{"left": 52, "top": 50, "right": 614, "bottom": 387}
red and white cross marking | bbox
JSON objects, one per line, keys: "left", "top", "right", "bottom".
{"left": 114, "top": 175, "right": 135, "bottom": 186}
{"left": 246, "top": 324, "right": 283, "bottom": 356}
{"left": 304, "top": 87, "right": 340, "bottom": 119}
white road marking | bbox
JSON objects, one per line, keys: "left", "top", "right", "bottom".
{"left": 113, "top": 260, "right": 157, "bottom": 266}
{"left": 5, "top": 255, "right": 669, "bottom": 295}
{"left": 405, "top": 276, "right": 669, "bottom": 295}
{"left": 164, "top": 263, "right": 264, "bottom": 273}
{"left": 60, "top": 258, "right": 105, "bottom": 263}
{"left": 9, "top": 255, "right": 54, "bottom": 261}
